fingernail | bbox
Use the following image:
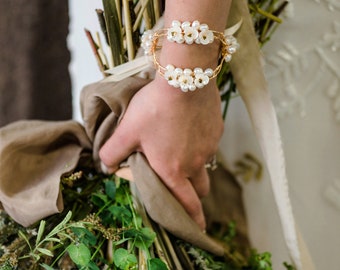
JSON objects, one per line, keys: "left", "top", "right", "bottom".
{"left": 100, "top": 162, "right": 109, "bottom": 174}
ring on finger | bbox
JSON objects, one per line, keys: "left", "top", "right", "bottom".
{"left": 205, "top": 155, "right": 218, "bottom": 171}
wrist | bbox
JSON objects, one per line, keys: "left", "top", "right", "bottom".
{"left": 141, "top": 17, "right": 239, "bottom": 93}
{"left": 159, "top": 40, "right": 220, "bottom": 71}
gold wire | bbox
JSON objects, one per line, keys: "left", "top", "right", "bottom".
{"left": 148, "top": 29, "right": 230, "bottom": 80}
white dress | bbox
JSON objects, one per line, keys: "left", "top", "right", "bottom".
{"left": 220, "top": 1, "right": 340, "bottom": 269}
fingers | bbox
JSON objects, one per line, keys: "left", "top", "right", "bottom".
{"left": 99, "top": 124, "right": 138, "bottom": 173}
{"left": 189, "top": 166, "right": 210, "bottom": 198}
{"left": 161, "top": 174, "right": 206, "bottom": 230}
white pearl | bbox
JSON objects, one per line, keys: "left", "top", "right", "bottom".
{"left": 166, "top": 64, "right": 175, "bottom": 71}
{"left": 204, "top": 68, "right": 213, "bottom": 77}
{"left": 194, "top": 68, "right": 203, "bottom": 74}
{"left": 227, "top": 45, "right": 237, "bottom": 54}
{"left": 180, "top": 84, "right": 189, "bottom": 92}
{"left": 181, "top": 21, "right": 191, "bottom": 28}
{"left": 199, "top": 24, "right": 209, "bottom": 30}
{"left": 192, "top": 20, "right": 200, "bottom": 29}
{"left": 174, "top": 68, "right": 183, "bottom": 75}
{"left": 189, "top": 84, "right": 197, "bottom": 91}
{"left": 225, "top": 35, "right": 236, "bottom": 45}
{"left": 224, "top": 54, "right": 232, "bottom": 62}
{"left": 183, "top": 68, "right": 192, "bottom": 75}
{"left": 172, "top": 20, "right": 181, "bottom": 27}
{"left": 202, "top": 75, "right": 209, "bottom": 85}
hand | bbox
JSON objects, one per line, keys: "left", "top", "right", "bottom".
{"left": 99, "top": 76, "right": 224, "bottom": 229}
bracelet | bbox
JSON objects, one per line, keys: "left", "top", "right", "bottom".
{"left": 141, "top": 21, "right": 239, "bottom": 92}
{"left": 167, "top": 20, "right": 214, "bottom": 45}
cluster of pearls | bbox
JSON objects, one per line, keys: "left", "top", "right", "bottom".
{"left": 164, "top": 65, "right": 213, "bottom": 92}
{"left": 167, "top": 20, "right": 214, "bottom": 45}
{"left": 223, "top": 35, "right": 239, "bottom": 63}
{"left": 140, "top": 21, "right": 240, "bottom": 92}
{"left": 141, "top": 30, "right": 155, "bottom": 56}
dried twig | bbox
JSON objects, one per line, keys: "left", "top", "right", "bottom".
{"left": 84, "top": 28, "right": 108, "bottom": 75}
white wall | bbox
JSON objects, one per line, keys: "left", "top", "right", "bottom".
{"left": 68, "top": 0, "right": 104, "bottom": 122}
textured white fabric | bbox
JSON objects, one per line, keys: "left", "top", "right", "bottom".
{"left": 220, "top": 1, "right": 340, "bottom": 269}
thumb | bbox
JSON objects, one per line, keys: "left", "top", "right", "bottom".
{"left": 99, "top": 123, "right": 138, "bottom": 173}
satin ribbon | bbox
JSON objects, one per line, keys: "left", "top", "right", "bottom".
{"left": 228, "top": 1, "right": 314, "bottom": 269}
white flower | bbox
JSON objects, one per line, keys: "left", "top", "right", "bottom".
{"left": 164, "top": 65, "right": 180, "bottom": 88}
{"left": 183, "top": 26, "right": 198, "bottom": 44}
{"left": 193, "top": 68, "right": 210, "bottom": 88}
{"left": 178, "top": 69, "right": 194, "bottom": 92}
{"left": 198, "top": 29, "right": 214, "bottom": 45}
{"left": 194, "top": 73, "right": 210, "bottom": 88}
{"left": 167, "top": 21, "right": 184, "bottom": 43}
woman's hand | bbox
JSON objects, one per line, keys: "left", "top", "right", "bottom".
{"left": 99, "top": 77, "right": 223, "bottom": 229}
{"left": 100, "top": 0, "right": 230, "bottom": 230}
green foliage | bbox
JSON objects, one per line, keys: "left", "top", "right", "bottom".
{"left": 148, "top": 258, "right": 168, "bottom": 270}
{"left": 67, "top": 243, "right": 91, "bottom": 267}
{"left": 0, "top": 171, "right": 289, "bottom": 270}
{"left": 246, "top": 250, "right": 272, "bottom": 270}
{"left": 113, "top": 248, "right": 137, "bottom": 269}
{"left": 283, "top": 262, "right": 297, "bottom": 270}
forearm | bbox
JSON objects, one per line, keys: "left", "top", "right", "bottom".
{"left": 156, "top": 1, "right": 232, "bottom": 97}
{"left": 164, "top": 0, "right": 231, "bottom": 31}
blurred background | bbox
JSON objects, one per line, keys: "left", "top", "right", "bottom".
{"left": 0, "top": 0, "right": 103, "bottom": 126}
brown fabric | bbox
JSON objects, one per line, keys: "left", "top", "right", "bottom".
{"left": 0, "top": 0, "right": 72, "bottom": 127}
{"left": 203, "top": 166, "right": 249, "bottom": 252}
{"left": 0, "top": 120, "right": 91, "bottom": 226}
{"left": 0, "top": 76, "right": 248, "bottom": 255}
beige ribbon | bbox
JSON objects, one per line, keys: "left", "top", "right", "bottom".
{"left": 228, "top": 1, "right": 314, "bottom": 269}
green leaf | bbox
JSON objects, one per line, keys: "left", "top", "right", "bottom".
{"left": 71, "top": 227, "right": 97, "bottom": 246}
{"left": 113, "top": 248, "right": 137, "bottom": 269}
{"left": 148, "top": 258, "right": 168, "bottom": 270}
{"left": 47, "top": 211, "right": 72, "bottom": 238}
{"left": 115, "top": 185, "right": 130, "bottom": 205}
{"left": 40, "top": 263, "right": 56, "bottom": 270}
{"left": 67, "top": 243, "right": 91, "bottom": 267}
{"left": 91, "top": 193, "right": 108, "bottom": 207}
{"left": 18, "top": 230, "right": 32, "bottom": 250}
{"left": 88, "top": 260, "right": 100, "bottom": 270}
{"left": 135, "top": 227, "right": 156, "bottom": 249}
{"left": 107, "top": 205, "right": 132, "bottom": 224}
{"left": 36, "top": 219, "right": 46, "bottom": 245}
{"left": 104, "top": 179, "right": 116, "bottom": 200}
{"left": 46, "top": 237, "right": 61, "bottom": 243}
{"left": 36, "top": 247, "right": 54, "bottom": 257}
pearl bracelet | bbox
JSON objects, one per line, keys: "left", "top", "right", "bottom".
{"left": 141, "top": 21, "right": 239, "bottom": 92}
{"left": 167, "top": 20, "right": 215, "bottom": 45}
